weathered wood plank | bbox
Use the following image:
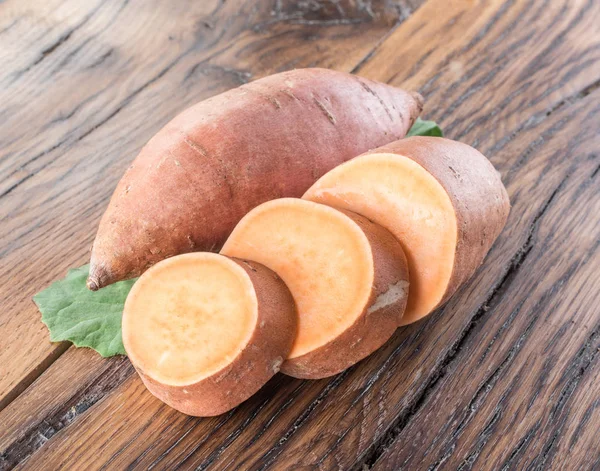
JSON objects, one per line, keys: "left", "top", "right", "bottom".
{"left": 12, "top": 374, "right": 302, "bottom": 471}
{"left": 0, "top": 349, "right": 132, "bottom": 471}
{"left": 357, "top": 0, "right": 600, "bottom": 152}
{"left": 552, "top": 342, "right": 600, "bottom": 470}
{"left": 9, "top": 0, "right": 600, "bottom": 470}
{"left": 0, "top": 0, "right": 424, "bottom": 410}
{"left": 371, "top": 119, "right": 600, "bottom": 470}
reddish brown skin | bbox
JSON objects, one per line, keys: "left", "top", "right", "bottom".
{"left": 363, "top": 136, "right": 511, "bottom": 311}
{"left": 281, "top": 209, "right": 409, "bottom": 379}
{"left": 88, "top": 68, "right": 423, "bottom": 290}
{"left": 132, "top": 258, "right": 297, "bottom": 417}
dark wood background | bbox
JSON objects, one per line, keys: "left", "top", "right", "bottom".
{"left": 1, "top": 0, "right": 599, "bottom": 469}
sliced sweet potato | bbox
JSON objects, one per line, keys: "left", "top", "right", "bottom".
{"left": 304, "top": 136, "right": 510, "bottom": 325}
{"left": 88, "top": 68, "right": 423, "bottom": 290}
{"left": 221, "top": 199, "right": 409, "bottom": 379}
{"left": 122, "top": 253, "right": 296, "bottom": 416}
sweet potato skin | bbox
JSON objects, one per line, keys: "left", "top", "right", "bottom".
{"left": 88, "top": 68, "right": 423, "bottom": 289}
{"left": 131, "top": 258, "right": 297, "bottom": 417}
{"left": 361, "top": 137, "right": 510, "bottom": 319}
{"left": 281, "top": 209, "right": 409, "bottom": 379}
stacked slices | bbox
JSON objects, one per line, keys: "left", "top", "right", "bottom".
{"left": 122, "top": 136, "right": 509, "bottom": 416}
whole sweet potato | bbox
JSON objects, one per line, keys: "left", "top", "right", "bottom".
{"left": 88, "top": 68, "right": 423, "bottom": 289}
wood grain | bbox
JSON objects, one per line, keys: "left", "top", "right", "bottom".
{"left": 0, "top": 349, "right": 132, "bottom": 471}
{"left": 0, "top": 0, "right": 424, "bottom": 410}
{"left": 5, "top": 0, "right": 600, "bottom": 470}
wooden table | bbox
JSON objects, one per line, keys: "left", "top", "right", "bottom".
{"left": 1, "top": 0, "right": 599, "bottom": 469}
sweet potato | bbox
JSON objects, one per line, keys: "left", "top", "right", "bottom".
{"left": 304, "top": 136, "right": 510, "bottom": 325}
{"left": 88, "top": 68, "right": 423, "bottom": 290}
{"left": 221, "top": 199, "right": 409, "bottom": 379}
{"left": 122, "top": 253, "right": 296, "bottom": 416}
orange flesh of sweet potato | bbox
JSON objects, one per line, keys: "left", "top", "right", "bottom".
{"left": 88, "top": 68, "right": 423, "bottom": 290}
{"left": 221, "top": 198, "right": 409, "bottom": 378}
{"left": 305, "top": 153, "right": 456, "bottom": 323}
{"left": 304, "top": 136, "right": 510, "bottom": 325}
{"left": 223, "top": 200, "right": 372, "bottom": 358}
{"left": 124, "top": 255, "right": 257, "bottom": 384}
{"left": 122, "top": 253, "right": 296, "bottom": 416}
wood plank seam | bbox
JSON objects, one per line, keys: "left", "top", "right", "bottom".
{"left": 425, "top": 251, "right": 592, "bottom": 469}
{"left": 190, "top": 324, "right": 419, "bottom": 469}
{"left": 0, "top": 344, "right": 70, "bottom": 413}
{"left": 219, "top": 378, "right": 304, "bottom": 452}
{"left": 446, "top": 316, "right": 539, "bottom": 470}
{"left": 352, "top": 142, "right": 598, "bottom": 467}
{"left": 1, "top": 44, "right": 193, "bottom": 199}
{"left": 349, "top": 20, "right": 406, "bottom": 75}
{"left": 0, "top": 0, "right": 424, "bottom": 200}
{"left": 499, "top": 295, "right": 600, "bottom": 466}
{"left": 0, "top": 0, "right": 345, "bottom": 408}
{"left": 359, "top": 192, "right": 548, "bottom": 469}
{"left": 0, "top": 359, "right": 133, "bottom": 470}
{"left": 487, "top": 76, "right": 600, "bottom": 159}
{"left": 246, "top": 371, "right": 352, "bottom": 471}
{"left": 93, "top": 60, "right": 600, "bottom": 471}
{"left": 143, "top": 413, "right": 235, "bottom": 470}
{"left": 185, "top": 378, "right": 299, "bottom": 470}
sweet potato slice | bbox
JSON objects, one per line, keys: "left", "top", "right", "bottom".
{"left": 304, "top": 136, "right": 510, "bottom": 325}
{"left": 221, "top": 199, "right": 409, "bottom": 379}
{"left": 88, "top": 68, "right": 423, "bottom": 290}
{"left": 122, "top": 253, "right": 296, "bottom": 416}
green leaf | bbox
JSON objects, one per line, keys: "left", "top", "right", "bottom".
{"left": 407, "top": 118, "right": 443, "bottom": 137}
{"left": 34, "top": 265, "right": 136, "bottom": 357}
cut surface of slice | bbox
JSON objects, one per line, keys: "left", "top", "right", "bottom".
{"left": 304, "top": 137, "right": 510, "bottom": 324}
{"left": 305, "top": 152, "right": 456, "bottom": 323}
{"left": 223, "top": 200, "right": 372, "bottom": 359}
{"left": 221, "top": 198, "right": 409, "bottom": 378}
{"left": 124, "top": 254, "right": 256, "bottom": 385}
{"left": 123, "top": 253, "right": 296, "bottom": 416}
